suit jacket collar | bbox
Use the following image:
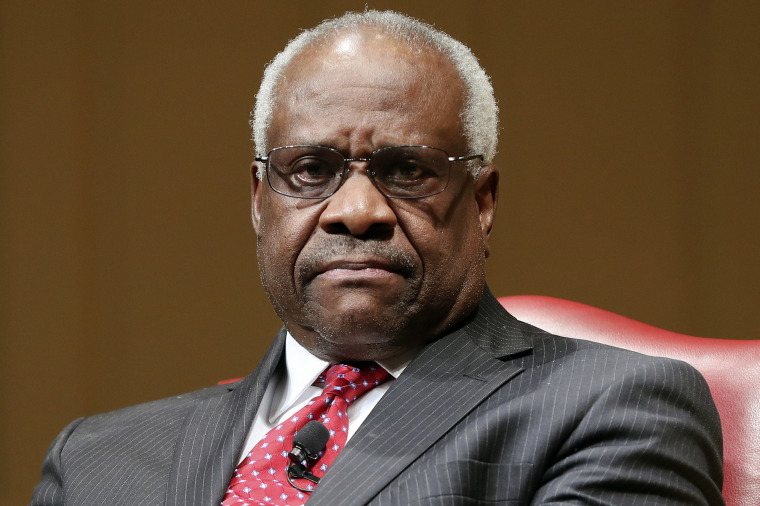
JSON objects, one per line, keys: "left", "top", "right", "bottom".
{"left": 165, "top": 328, "right": 286, "bottom": 506}
{"left": 307, "top": 286, "right": 533, "bottom": 506}
{"left": 163, "top": 286, "right": 531, "bottom": 505}
{"left": 463, "top": 285, "right": 534, "bottom": 359}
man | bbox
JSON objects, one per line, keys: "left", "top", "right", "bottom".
{"left": 31, "top": 10, "right": 724, "bottom": 505}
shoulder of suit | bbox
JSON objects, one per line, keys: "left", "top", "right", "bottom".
{"left": 72, "top": 382, "right": 234, "bottom": 431}
{"left": 516, "top": 318, "right": 701, "bottom": 376}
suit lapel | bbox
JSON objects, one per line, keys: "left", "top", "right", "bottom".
{"left": 165, "top": 329, "right": 286, "bottom": 506}
{"left": 308, "top": 288, "right": 532, "bottom": 506}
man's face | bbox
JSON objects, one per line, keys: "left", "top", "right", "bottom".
{"left": 252, "top": 29, "right": 498, "bottom": 362}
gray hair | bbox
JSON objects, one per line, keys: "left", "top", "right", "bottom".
{"left": 252, "top": 10, "right": 499, "bottom": 178}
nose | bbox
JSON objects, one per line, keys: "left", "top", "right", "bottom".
{"left": 318, "top": 166, "right": 397, "bottom": 237}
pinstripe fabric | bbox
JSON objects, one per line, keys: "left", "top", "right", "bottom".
{"left": 30, "top": 289, "right": 724, "bottom": 505}
{"left": 30, "top": 329, "right": 286, "bottom": 506}
{"left": 305, "top": 290, "right": 724, "bottom": 505}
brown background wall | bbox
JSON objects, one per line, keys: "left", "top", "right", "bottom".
{"left": 2, "top": 1, "right": 758, "bottom": 503}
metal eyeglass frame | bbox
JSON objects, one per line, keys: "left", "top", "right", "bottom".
{"left": 255, "top": 145, "right": 483, "bottom": 199}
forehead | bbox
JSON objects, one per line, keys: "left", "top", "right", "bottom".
{"left": 269, "top": 27, "right": 466, "bottom": 150}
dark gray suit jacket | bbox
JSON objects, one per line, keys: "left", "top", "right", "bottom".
{"left": 31, "top": 289, "right": 724, "bottom": 505}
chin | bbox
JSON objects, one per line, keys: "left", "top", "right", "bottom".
{"left": 315, "top": 338, "right": 410, "bottom": 363}
{"left": 298, "top": 322, "right": 418, "bottom": 362}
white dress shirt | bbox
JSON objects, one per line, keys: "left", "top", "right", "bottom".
{"left": 237, "top": 333, "right": 410, "bottom": 464}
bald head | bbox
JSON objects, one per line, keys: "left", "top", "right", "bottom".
{"left": 251, "top": 10, "right": 499, "bottom": 175}
{"left": 267, "top": 26, "right": 467, "bottom": 156}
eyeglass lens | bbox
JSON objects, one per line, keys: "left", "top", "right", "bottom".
{"left": 266, "top": 146, "right": 451, "bottom": 199}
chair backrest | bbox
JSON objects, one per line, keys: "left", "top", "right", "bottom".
{"left": 498, "top": 295, "right": 760, "bottom": 506}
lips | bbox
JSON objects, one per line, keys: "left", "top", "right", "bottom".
{"left": 297, "top": 238, "right": 417, "bottom": 283}
{"left": 313, "top": 258, "right": 402, "bottom": 278}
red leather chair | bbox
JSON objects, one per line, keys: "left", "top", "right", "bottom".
{"left": 499, "top": 295, "right": 760, "bottom": 506}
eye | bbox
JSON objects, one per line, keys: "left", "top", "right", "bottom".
{"left": 289, "top": 157, "right": 335, "bottom": 186}
{"left": 393, "top": 162, "right": 425, "bottom": 179}
{"left": 384, "top": 159, "right": 436, "bottom": 185}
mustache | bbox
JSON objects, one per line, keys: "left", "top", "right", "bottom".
{"left": 298, "top": 236, "right": 417, "bottom": 280}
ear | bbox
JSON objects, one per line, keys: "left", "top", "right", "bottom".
{"left": 473, "top": 164, "right": 499, "bottom": 258}
{"left": 251, "top": 161, "right": 264, "bottom": 233}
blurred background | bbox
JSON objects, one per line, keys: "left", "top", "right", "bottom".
{"left": 2, "top": 1, "right": 758, "bottom": 503}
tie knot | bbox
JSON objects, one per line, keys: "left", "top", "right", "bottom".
{"left": 318, "top": 363, "right": 389, "bottom": 405}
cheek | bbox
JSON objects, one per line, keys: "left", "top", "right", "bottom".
{"left": 400, "top": 200, "right": 484, "bottom": 284}
{"left": 257, "top": 199, "right": 320, "bottom": 285}
{"left": 423, "top": 226, "right": 484, "bottom": 284}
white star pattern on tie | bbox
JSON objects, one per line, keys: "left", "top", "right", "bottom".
{"left": 221, "top": 363, "right": 389, "bottom": 505}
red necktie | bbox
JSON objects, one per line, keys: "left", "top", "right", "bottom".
{"left": 221, "top": 363, "right": 389, "bottom": 505}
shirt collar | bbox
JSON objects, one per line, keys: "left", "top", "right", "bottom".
{"left": 272, "top": 333, "right": 411, "bottom": 420}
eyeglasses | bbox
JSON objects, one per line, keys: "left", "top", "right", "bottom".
{"left": 255, "top": 145, "right": 483, "bottom": 199}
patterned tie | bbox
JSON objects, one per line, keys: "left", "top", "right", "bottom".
{"left": 221, "top": 363, "right": 389, "bottom": 505}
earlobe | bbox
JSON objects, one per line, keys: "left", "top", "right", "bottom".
{"left": 251, "top": 162, "right": 263, "bottom": 233}
{"left": 474, "top": 165, "right": 499, "bottom": 258}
